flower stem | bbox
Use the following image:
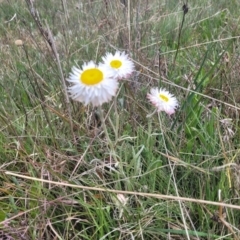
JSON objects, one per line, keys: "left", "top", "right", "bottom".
{"left": 98, "top": 106, "right": 118, "bottom": 164}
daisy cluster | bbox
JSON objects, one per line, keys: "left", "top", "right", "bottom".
{"left": 67, "top": 51, "right": 134, "bottom": 107}
{"left": 67, "top": 51, "right": 178, "bottom": 115}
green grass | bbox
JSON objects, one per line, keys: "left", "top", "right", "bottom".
{"left": 0, "top": 0, "right": 240, "bottom": 239}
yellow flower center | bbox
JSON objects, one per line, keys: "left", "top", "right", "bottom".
{"left": 159, "top": 94, "right": 169, "bottom": 102}
{"left": 80, "top": 68, "right": 103, "bottom": 85}
{"left": 110, "top": 60, "right": 122, "bottom": 69}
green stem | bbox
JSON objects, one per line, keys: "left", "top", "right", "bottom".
{"left": 98, "top": 106, "right": 118, "bottom": 164}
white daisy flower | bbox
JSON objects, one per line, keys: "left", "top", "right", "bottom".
{"left": 147, "top": 88, "right": 178, "bottom": 115}
{"left": 67, "top": 61, "right": 119, "bottom": 106}
{"left": 101, "top": 51, "right": 135, "bottom": 79}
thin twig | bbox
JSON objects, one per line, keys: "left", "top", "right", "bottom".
{"left": 47, "top": 219, "right": 64, "bottom": 240}
{"left": 25, "top": 0, "right": 54, "bottom": 54}
{"left": 45, "top": 23, "right": 75, "bottom": 141}
{"left": 127, "top": 0, "right": 131, "bottom": 50}
{"left": 24, "top": 0, "right": 75, "bottom": 141}
{"left": 5, "top": 171, "right": 240, "bottom": 211}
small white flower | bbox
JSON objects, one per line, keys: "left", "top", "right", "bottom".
{"left": 67, "top": 61, "right": 119, "bottom": 106}
{"left": 147, "top": 88, "right": 178, "bottom": 115}
{"left": 101, "top": 51, "right": 135, "bottom": 79}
